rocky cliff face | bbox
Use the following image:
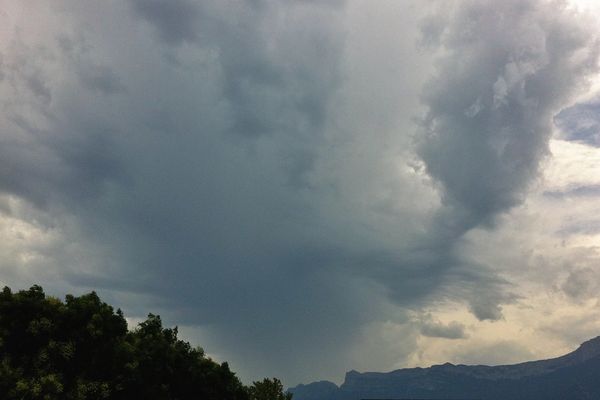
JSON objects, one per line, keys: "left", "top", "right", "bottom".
{"left": 289, "top": 336, "right": 600, "bottom": 400}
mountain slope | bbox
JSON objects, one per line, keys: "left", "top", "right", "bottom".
{"left": 289, "top": 336, "right": 600, "bottom": 400}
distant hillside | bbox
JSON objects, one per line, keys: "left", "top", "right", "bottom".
{"left": 289, "top": 336, "right": 600, "bottom": 400}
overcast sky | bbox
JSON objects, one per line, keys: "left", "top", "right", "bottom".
{"left": 2, "top": 0, "right": 600, "bottom": 387}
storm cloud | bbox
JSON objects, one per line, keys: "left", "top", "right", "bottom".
{"left": 420, "top": 317, "right": 468, "bottom": 340}
{"left": 0, "top": 0, "right": 598, "bottom": 386}
{"left": 419, "top": 0, "right": 599, "bottom": 231}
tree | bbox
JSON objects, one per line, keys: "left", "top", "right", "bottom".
{"left": 118, "top": 313, "right": 248, "bottom": 400}
{"left": 0, "top": 285, "right": 128, "bottom": 399}
{"left": 248, "top": 378, "right": 293, "bottom": 400}
{"left": 0, "top": 285, "right": 262, "bottom": 400}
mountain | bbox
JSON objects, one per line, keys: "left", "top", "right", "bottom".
{"left": 289, "top": 336, "right": 600, "bottom": 400}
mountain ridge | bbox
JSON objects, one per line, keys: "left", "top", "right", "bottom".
{"left": 289, "top": 336, "right": 600, "bottom": 400}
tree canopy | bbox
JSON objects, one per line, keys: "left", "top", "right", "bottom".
{"left": 0, "top": 285, "right": 291, "bottom": 400}
{"left": 247, "top": 378, "right": 292, "bottom": 400}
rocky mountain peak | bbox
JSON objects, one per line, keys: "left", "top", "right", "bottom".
{"left": 289, "top": 335, "right": 600, "bottom": 400}
{"left": 576, "top": 336, "right": 600, "bottom": 353}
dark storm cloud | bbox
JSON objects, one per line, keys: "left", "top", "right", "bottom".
{"left": 554, "top": 96, "right": 600, "bottom": 147}
{"left": 414, "top": 0, "right": 599, "bottom": 319}
{"left": 0, "top": 0, "right": 599, "bottom": 385}
{"left": 1, "top": 0, "right": 359, "bottom": 384}
{"left": 0, "top": 101, "right": 123, "bottom": 209}
{"left": 419, "top": 0, "right": 599, "bottom": 231}
{"left": 77, "top": 65, "right": 125, "bottom": 95}
{"left": 129, "top": 0, "right": 342, "bottom": 189}
{"left": 130, "top": 0, "right": 200, "bottom": 44}
{"left": 420, "top": 318, "right": 468, "bottom": 339}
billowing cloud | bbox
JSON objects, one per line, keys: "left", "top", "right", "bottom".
{"left": 130, "top": 0, "right": 201, "bottom": 45}
{"left": 419, "top": 0, "right": 599, "bottom": 231}
{"left": 420, "top": 317, "right": 468, "bottom": 339}
{"left": 412, "top": 0, "right": 599, "bottom": 319}
{"left": 0, "top": 0, "right": 599, "bottom": 387}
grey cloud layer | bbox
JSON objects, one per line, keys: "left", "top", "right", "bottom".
{"left": 554, "top": 96, "right": 600, "bottom": 146}
{"left": 0, "top": 0, "right": 598, "bottom": 385}
{"left": 420, "top": 317, "right": 468, "bottom": 340}
{"left": 420, "top": 0, "right": 599, "bottom": 231}
{"left": 415, "top": 0, "right": 599, "bottom": 320}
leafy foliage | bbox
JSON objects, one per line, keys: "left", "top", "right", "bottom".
{"left": 0, "top": 285, "right": 291, "bottom": 400}
{"left": 248, "top": 378, "right": 292, "bottom": 400}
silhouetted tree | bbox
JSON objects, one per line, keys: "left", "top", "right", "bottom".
{"left": 248, "top": 378, "right": 293, "bottom": 400}
{"left": 0, "top": 285, "right": 266, "bottom": 400}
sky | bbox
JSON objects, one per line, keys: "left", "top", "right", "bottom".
{"left": 1, "top": 0, "right": 600, "bottom": 387}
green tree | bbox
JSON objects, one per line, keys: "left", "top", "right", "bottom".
{"left": 248, "top": 378, "right": 293, "bottom": 400}
{"left": 119, "top": 314, "right": 247, "bottom": 400}
{"left": 0, "top": 285, "right": 127, "bottom": 399}
{"left": 0, "top": 285, "right": 258, "bottom": 400}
